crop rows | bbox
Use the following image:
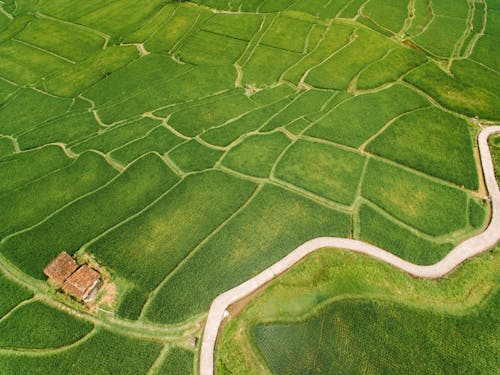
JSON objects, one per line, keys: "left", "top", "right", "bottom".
{"left": 0, "top": 0, "right": 498, "bottom": 372}
{"left": 216, "top": 247, "right": 500, "bottom": 374}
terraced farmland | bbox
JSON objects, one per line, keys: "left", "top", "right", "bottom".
{"left": 0, "top": 0, "right": 498, "bottom": 373}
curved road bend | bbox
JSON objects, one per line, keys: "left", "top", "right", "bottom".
{"left": 200, "top": 126, "right": 500, "bottom": 375}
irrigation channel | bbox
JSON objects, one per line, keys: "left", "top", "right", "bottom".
{"left": 199, "top": 125, "right": 500, "bottom": 375}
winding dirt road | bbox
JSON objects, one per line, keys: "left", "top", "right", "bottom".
{"left": 200, "top": 126, "right": 500, "bottom": 375}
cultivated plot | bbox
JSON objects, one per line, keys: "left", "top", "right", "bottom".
{"left": 0, "top": 0, "right": 498, "bottom": 373}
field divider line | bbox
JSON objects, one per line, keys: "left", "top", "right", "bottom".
{"left": 146, "top": 343, "right": 171, "bottom": 375}
{"left": 279, "top": 20, "right": 332, "bottom": 82}
{"left": 348, "top": 48, "right": 394, "bottom": 93}
{"left": 214, "top": 165, "right": 266, "bottom": 185}
{"left": 259, "top": 91, "right": 306, "bottom": 131}
{"left": 152, "top": 88, "right": 234, "bottom": 119}
{"left": 0, "top": 153, "right": 151, "bottom": 245}
{"left": 0, "top": 135, "right": 19, "bottom": 153}
{"left": 0, "top": 252, "right": 198, "bottom": 339}
{"left": 105, "top": 124, "right": 166, "bottom": 155}
{"left": 13, "top": 112, "right": 79, "bottom": 139}
{"left": 0, "top": 74, "right": 24, "bottom": 89}
{"left": 446, "top": 0, "right": 475, "bottom": 70}
{"left": 467, "top": 58, "right": 500, "bottom": 75}
{"left": 465, "top": 0, "right": 487, "bottom": 56}
{"left": 34, "top": 12, "right": 110, "bottom": 49}
{"left": 197, "top": 102, "right": 269, "bottom": 136}
{"left": 168, "top": 10, "right": 202, "bottom": 55}
{"left": 395, "top": 77, "right": 477, "bottom": 120}
{"left": 298, "top": 28, "right": 359, "bottom": 87}
{"left": 269, "top": 176, "right": 352, "bottom": 213}
{"left": 199, "top": 125, "right": 500, "bottom": 375}
{"left": 0, "top": 5, "right": 13, "bottom": 20}
{"left": 194, "top": 136, "right": 226, "bottom": 151}
{"left": 160, "top": 154, "right": 185, "bottom": 178}
{"left": 142, "top": 5, "right": 178, "bottom": 45}
{"left": 12, "top": 38, "right": 76, "bottom": 64}
{"left": 351, "top": 158, "right": 374, "bottom": 239}
{"left": 265, "top": 97, "right": 360, "bottom": 212}
{"left": 358, "top": 10, "right": 395, "bottom": 37}
{"left": 0, "top": 147, "right": 80, "bottom": 197}
{"left": 69, "top": 115, "right": 146, "bottom": 150}
{"left": 37, "top": 291, "right": 200, "bottom": 339}
{"left": 359, "top": 105, "right": 432, "bottom": 151}
{"left": 83, "top": 64, "right": 198, "bottom": 119}
{"left": 239, "top": 14, "right": 277, "bottom": 70}
{"left": 0, "top": 327, "right": 98, "bottom": 357}
{"left": 398, "top": 0, "right": 416, "bottom": 37}
{"left": 363, "top": 147, "right": 483, "bottom": 196}
{"left": 28, "top": 86, "right": 74, "bottom": 101}
{"left": 80, "top": 176, "right": 186, "bottom": 253}
{"left": 230, "top": 14, "right": 268, "bottom": 86}
{"left": 0, "top": 297, "right": 34, "bottom": 324}
{"left": 408, "top": 0, "right": 434, "bottom": 39}
{"left": 302, "top": 23, "right": 317, "bottom": 54}
{"left": 353, "top": 0, "right": 371, "bottom": 22}
{"left": 138, "top": 184, "right": 263, "bottom": 320}
{"left": 278, "top": 126, "right": 297, "bottom": 141}
{"left": 463, "top": 0, "right": 487, "bottom": 59}
{"left": 335, "top": 0, "right": 357, "bottom": 19}
{"left": 358, "top": 197, "right": 473, "bottom": 244}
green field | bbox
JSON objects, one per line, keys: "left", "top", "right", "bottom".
{"left": 216, "top": 248, "right": 500, "bottom": 374}
{"left": 0, "top": 0, "right": 498, "bottom": 373}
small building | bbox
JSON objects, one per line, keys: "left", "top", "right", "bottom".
{"left": 43, "top": 251, "right": 78, "bottom": 285}
{"left": 62, "top": 265, "right": 101, "bottom": 303}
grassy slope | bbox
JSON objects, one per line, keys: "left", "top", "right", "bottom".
{"left": 216, "top": 248, "right": 500, "bottom": 374}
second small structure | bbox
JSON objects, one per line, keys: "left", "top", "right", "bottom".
{"left": 43, "top": 251, "right": 101, "bottom": 303}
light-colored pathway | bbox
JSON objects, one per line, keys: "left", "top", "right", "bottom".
{"left": 199, "top": 126, "right": 500, "bottom": 375}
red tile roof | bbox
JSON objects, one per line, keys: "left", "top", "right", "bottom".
{"left": 62, "top": 265, "right": 101, "bottom": 301}
{"left": 43, "top": 252, "right": 78, "bottom": 285}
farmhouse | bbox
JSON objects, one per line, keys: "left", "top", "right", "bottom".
{"left": 43, "top": 251, "right": 78, "bottom": 285}
{"left": 44, "top": 252, "right": 102, "bottom": 303}
{"left": 62, "top": 265, "right": 101, "bottom": 302}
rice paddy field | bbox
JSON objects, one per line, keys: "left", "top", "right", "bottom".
{"left": 0, "top": 0, "right": 498, "bottom": 373}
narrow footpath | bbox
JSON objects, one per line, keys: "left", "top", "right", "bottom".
{"left": 199, "top": 126, "right": 500, "bottom": 375}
